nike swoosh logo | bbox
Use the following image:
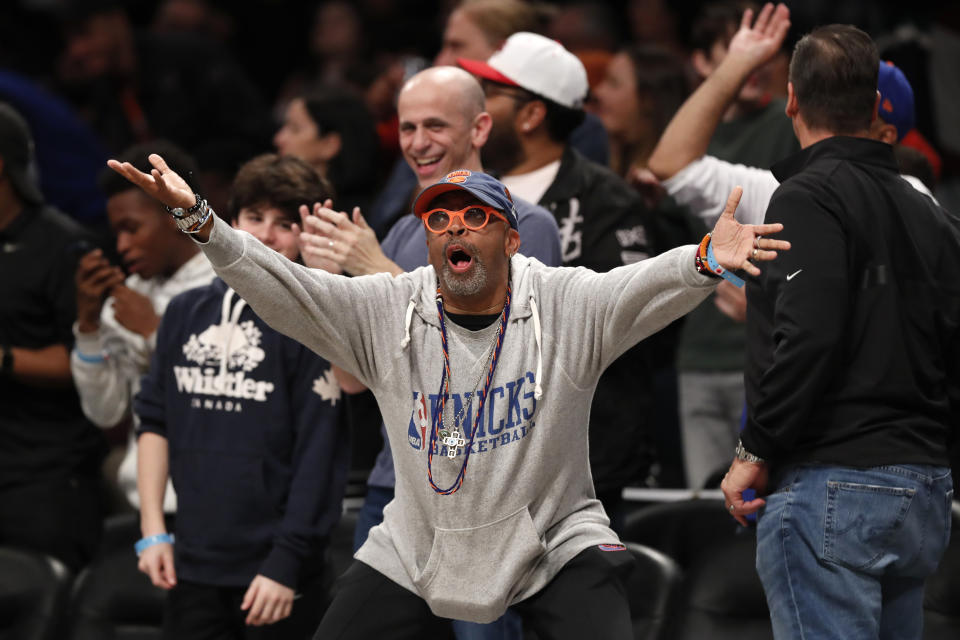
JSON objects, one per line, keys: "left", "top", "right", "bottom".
{"left": 786, "top": 269, "right": 803, "bottom": 281}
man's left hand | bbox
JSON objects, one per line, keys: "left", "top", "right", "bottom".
{"left": 721, "top": 458, "right": 769, "bottom": 527}
{"left": 111, "top": 285, "right": 159, "bottom": 338}
{"left": 710, "top": 186, "right": 790, "bottom": 276}
{"left": 240, "top": 574, "right": 295, "bottom": 626}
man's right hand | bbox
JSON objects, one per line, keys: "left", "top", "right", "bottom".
{"left": 137, "top": 541, "right": 177, "bottom": 589}
{"left": 725, "top": 3, "right": 791, "bottom": 75}
{"left": 75, "top": 249, "right": 125, "bottom": 333}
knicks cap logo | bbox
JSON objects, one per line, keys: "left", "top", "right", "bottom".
{"left": 444, "top": 169, "right": 472, "bottom": 184}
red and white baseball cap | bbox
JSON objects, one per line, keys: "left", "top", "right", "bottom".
{"left": 458, "top": 32, "right": 588, "bottom": 110}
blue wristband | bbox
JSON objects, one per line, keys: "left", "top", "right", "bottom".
{"left": 134, "top": 533, "right": 175, "bottom": 556}
{"left": 706, "top": 240, "right": 745, "bottom": 288}
{"left": 73, "top": 348, "right": 107, "bottom": 364}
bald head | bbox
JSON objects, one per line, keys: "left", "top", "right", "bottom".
{"left": 397, "top": 66, "right": 493, "bottom": 186}
{"left": 400, "top": 66, "right": 486, "bottom": 121}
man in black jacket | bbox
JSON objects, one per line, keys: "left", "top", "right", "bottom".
{"left": 461, "top": 32, "right": 668, "bottom": 526}
{"left": 721, "top": 24, "right": 960, "bottom": 640}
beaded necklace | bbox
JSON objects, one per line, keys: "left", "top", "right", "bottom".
{"left": 426, "top": 284, "right": 512, "bottom": 495}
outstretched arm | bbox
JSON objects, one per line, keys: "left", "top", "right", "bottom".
{"left": 648, "top": 2, "right": 790, "bottom": 180}
{"left": 106, "top": 154, "right": 394, "bottom": 387}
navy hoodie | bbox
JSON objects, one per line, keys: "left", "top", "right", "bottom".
{"left": 136, "top": 277, "right": 349, "bottom": 588}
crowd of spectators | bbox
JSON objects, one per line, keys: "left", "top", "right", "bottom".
{"left": 1, "top": 0, "right": 959, "bottom": 637}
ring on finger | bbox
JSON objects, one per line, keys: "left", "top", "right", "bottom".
{"left": 329, "top": 240, "right": 335, "bottom": 248}
{"left": 754, "top": 235, "right": 762, "bottom": 249}
{"left": 728, "top": 504, "right": 735, "bottom": 512}
{"left": 752, "top": 248, "right": 759, "bottom": 260}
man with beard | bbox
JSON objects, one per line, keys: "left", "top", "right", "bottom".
{"left": 461, "top": 32, "right": 674, "bottom": 523}
{"left": 108, "top": 152, "right": 788, "bottom": 638}
{"left": 293, "top": 64, "right": 560, "bottom": 640}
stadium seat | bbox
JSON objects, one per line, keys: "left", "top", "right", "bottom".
{"left": 67, "top": 513, "right": 165, "bottom": 640}
{"left": 622, "top": 499, "right": 772, "bottom": 640}
{"left": 924, "top": 501, "right": 960, "bottom": 639}
{"left": 0, "top": 546, "right": 71, "bottom": 640}
{"left": 623, "top": 542, "right": 682, "bottom": 640}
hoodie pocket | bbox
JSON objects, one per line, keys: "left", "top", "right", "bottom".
{"left": 414, "top": 506, "right": 545, "bottom": 623}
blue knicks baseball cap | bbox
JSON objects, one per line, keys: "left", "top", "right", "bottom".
{"left": 878, "top": 61, "right": 915, "bottom": 142}
{"left": 412, "top": 169, "right": 519, "bottom": 230}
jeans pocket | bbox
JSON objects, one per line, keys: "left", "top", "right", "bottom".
{"left": 822, "top": 480, "right": 915, "bottom": 573}
{"left": 413, "top": 506, "right": 545, "bottom": 623}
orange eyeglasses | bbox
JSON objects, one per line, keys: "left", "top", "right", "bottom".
{"left": 420, "top": 205, "right": 508, "bottom": 234}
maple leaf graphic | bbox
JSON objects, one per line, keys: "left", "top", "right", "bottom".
{"left": 312, "top": 368, "right": 341, "bottom": 406}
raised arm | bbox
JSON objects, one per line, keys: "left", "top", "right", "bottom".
{"left": 648, "top": 2, "right": 790, "bottom": 180}
{"left": 106, "top": 154, "right": 398, "bottom": 387}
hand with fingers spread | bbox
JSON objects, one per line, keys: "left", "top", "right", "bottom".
{"left": 75, "top": 249, "right": 126, "bottom": 333}
{"left": 297, "top": 200, "right": 403, "bottom": 276}
{"left": 241, "top": 574, "right": 295, "bottom": 626}
{"left": 106, "top": 154, "right": 213, "bottom": 239}
{"left": 726, "top": 3, "right": 791, "bottom": 74}
{"left": 137, "top": 539, "right": 177, "bottom": 590}
{"left": 709, "top": 186, "right": 790, "bottom": 276}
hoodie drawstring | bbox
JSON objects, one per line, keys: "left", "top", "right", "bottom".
{"left": 218, "top": 288, "right": 247, "bottom": 383}
{"left": 529, "top": 296, "right": 543, "bottom": 400}
{"left": 400, "top": 298, "right": 416, "bottom": 349}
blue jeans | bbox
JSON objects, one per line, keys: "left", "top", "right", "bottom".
{"left": 757, "top": 464, "right": 953, "bottom": 640}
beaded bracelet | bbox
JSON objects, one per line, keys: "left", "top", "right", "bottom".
{"left": 694, "top": 233, "right": 745, "bottom": 288}
{"left": 134, "top": 533, "right": 175, "bottom": 556}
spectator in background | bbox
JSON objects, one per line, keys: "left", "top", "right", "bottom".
{"left": 668, "top": 0, "right": 798, "bottom": 489}
{"left": 71, "top": 141, "right": 215, "bottom": 514}
{"left": 464, "top": 32, "right": 664, "bottom": 525}
{"left": 593, "top": 43, "right": 700, "bottom": 488}
{"left": 134, "top": 154, "right": 349, "bottom": 639}
{"left": 0, "top": 70, "right": 109, "bottom": 230}
{"left": 594, "top": 44, "right": 688, "bottom": 178}
{"left": 0, "top": 102, "right": 106, "bottom": 572}
{"left": 365, "top": 0, "right": 607, "bottom": 240}
{"left": 274, "top": 88, "right": 379, "bottom": 213}
{"left": 55, "top": 0, "right": 271, "bottom": 200}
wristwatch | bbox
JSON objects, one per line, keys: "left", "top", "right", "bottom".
{"left": 165, "top": 194, "right": 209, "bottom": 233}
{"left": 735, "top": 439, "right": 765, "bottom": 464}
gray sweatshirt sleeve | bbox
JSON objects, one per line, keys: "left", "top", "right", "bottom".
{"left": 195, "top": 216, "right": 398, "bottom": 386}
{"left": 542, "top": 245, "right": 716, "bottom": 385}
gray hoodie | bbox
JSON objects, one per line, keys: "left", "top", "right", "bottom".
{"left": 197, "top": 215, "right": 715, "bottom": 623}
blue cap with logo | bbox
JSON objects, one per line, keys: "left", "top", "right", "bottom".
{"left": 413, "top": 169, "right": 519, "bottom": 230}
{"left": 877, "top": 61, "right": 914, "bottom": 142}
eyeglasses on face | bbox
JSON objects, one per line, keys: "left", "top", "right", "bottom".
{"left": 420, "top": 205, "right": 508, "bottom": 234}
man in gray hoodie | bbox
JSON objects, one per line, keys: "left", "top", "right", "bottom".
{"left": 108, "top": 155, "right": 787, "bottom": 638}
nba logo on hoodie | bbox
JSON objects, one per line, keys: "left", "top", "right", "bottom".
{"left": 408, "top": 392, "right": 429, "bottom": 450}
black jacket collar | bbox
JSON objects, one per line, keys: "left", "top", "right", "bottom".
{"left": 772, "top": 136, "right": 898, "bottom": 183}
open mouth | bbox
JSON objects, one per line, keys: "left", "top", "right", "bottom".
{"left": 446, "top": 244, "right": 474, "bottom": 273}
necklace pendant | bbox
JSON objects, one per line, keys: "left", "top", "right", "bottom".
{"left": 439, "top": 428, "right": 450, "bottom": 440}
{"left": 442, "top": 430, "right": 466, "bottom": 458}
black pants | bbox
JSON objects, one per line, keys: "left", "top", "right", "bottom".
{"left": 163, "top": 574, "right": 330, "bottom": 640}
{"left": 313, "top": 546, "right": 635, "bottom": 640}
{"left": 0, "top": 474, "right": 102, "bottom": 572}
